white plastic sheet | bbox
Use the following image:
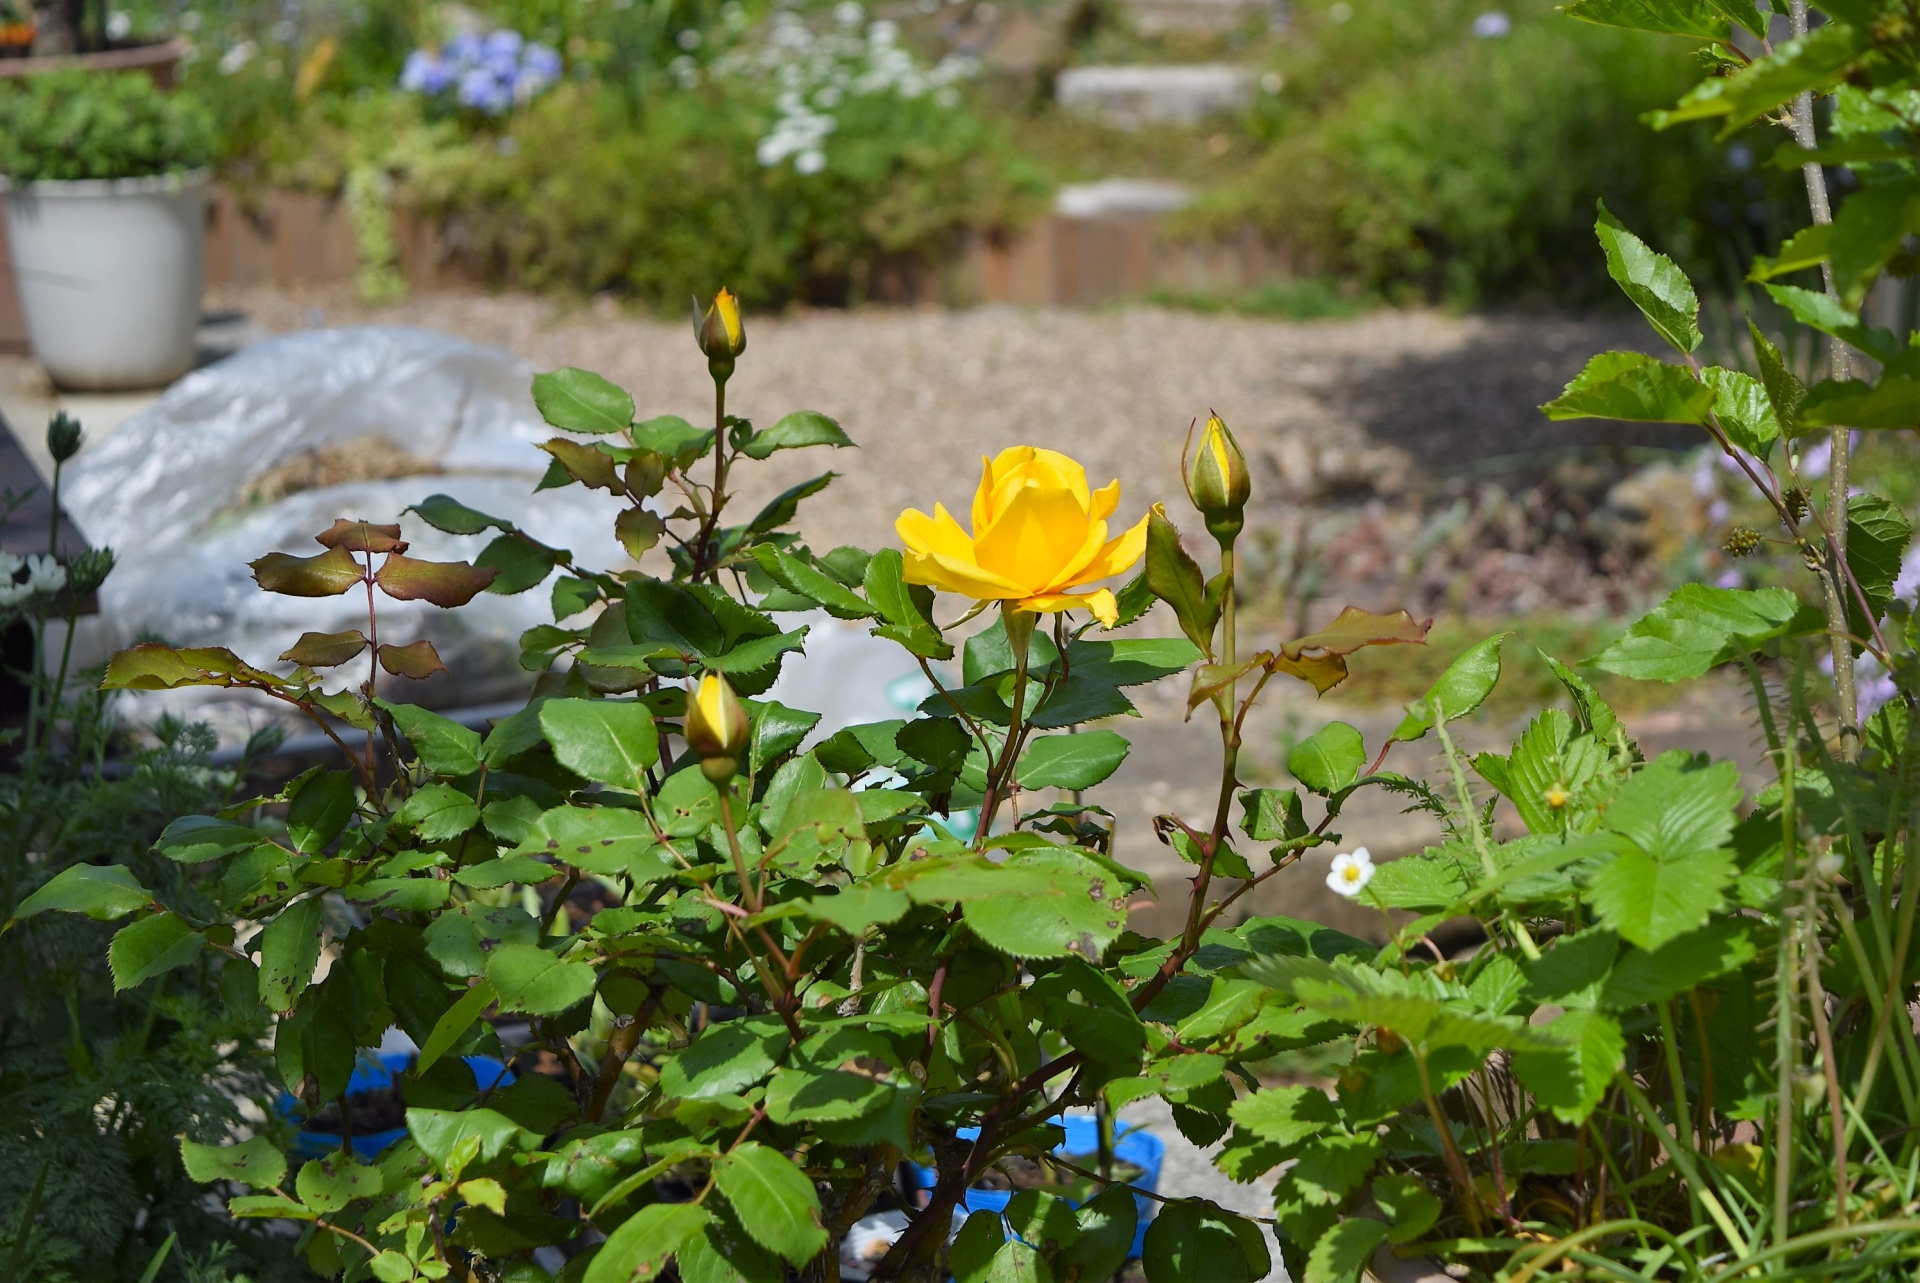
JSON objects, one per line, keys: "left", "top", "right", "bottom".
{"left": 60, "top": 327, "right": 624, "bottom": 736}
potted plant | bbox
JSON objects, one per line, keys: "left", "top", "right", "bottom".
{"left": 0, "top": 69, "right": 216, "bottom": 389}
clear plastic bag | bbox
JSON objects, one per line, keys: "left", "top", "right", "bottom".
{"left": 60, "top": 326, "right": 624, "bottom": 736}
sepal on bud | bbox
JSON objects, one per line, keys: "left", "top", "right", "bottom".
{"left": 693, "top": 288, "right": 746, "bottom": 384}
{"left": 46, "top": 412, "right": 82, "bottom": 464}
{"left": 686, "top": 672, "right": 750, "bottom": 783}
{"left": 1184, "top": 413, "right": 1250, "bottom": 545}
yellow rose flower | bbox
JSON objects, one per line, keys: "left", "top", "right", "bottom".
{"left": 896, "top": 446, "right": 1148, "bottom": 626}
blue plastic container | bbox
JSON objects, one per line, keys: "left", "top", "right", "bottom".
{"left": 908, "top": 1115, "right": 1165, "bottom": 1258}
{"left": 279, "top": 1050, "right": 513, "bottom": 1161}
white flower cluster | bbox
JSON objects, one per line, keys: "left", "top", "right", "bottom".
{"left": 714, "top": 2, "right": 976, "bottom": 175}
{"left": 0, "top": 553, "right": 66, "bottom": 608}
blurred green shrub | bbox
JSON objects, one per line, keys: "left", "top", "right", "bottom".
{"left": 423, "top": 77, "right": 1044, "bottom": 306}
{"left": 1199, "top": 0, "right": 1802, "bottom": 304}
{"left": 0, "top": 69, "right": 217, "bottom": 182}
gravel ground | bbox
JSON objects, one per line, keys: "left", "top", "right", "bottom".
{"left": 215, "top": 286, "right": 1673, "bottom": 559}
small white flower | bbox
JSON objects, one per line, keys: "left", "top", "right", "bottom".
{"left": 1814, "top": 851, "right": 1845, "bottom": 881}
{"left": 218, "top": 39, "right": 256, "bottom": 74}
{"left": 1326, "top": 847, "right": 1375, "bottom": 898}
{"left": 25, "top": 555, "right": 66, "bottom": 596}
{"left": 796, "top": 148, "right": 826, "bottom": 174}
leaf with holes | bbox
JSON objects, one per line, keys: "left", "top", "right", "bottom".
{"left": 295, "top": 1152, "right": 383, "bottom": 1213}
{"left": 487, "top": 942, "right": 597, "bottom": 1015}
{"left": 396, "top": 782, "right": 480, "bottom": 841}
{"left": 180, "top": 1135, "right": 286, "bottom": 1189}
{"left": 257, "top": 898, "right": 323, "bottom": 1012}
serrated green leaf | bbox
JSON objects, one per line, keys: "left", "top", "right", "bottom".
{"left": 1392, "top": 634, "right": 1504, "bottom": 742}
{"left": 1142, "top": 1201, "right": 1268, "bottom": 1283}
{"left": 533, "top": 367, "right": 634, "bottom": 435}
{"left": 1595, "top": 200, "right": 1701, "bottom": 352}
{"left": 1589, "top": 585, "right": 1814, "bottom": 682}
{"left": 1590, "top": 848, "right": 1735, "bottom": 951}
{"left": 11, "top": 862, "right": 151, "bottom": 922}
{"left": 109, "top": 912, "right": 204, "bottom": 991}
{"left": 153, "top": 816, "right": 269, "bottom": 863}
{"left": 1704, "top": 367, "right": 1781, "bottom": 455}
{"left": 1018, "top": 731, "right": 1130, "bottom": 790}
{"left": 1602, "top": 920, "right": 1757, "bottom": 1008}
{"left": 737, "top": 409, "right": 853, "bottom": 459}
{"left": 396, "top": 782, "right": 480, "bottom": 842}
{"left": 295, "top": 1152, "right": 383, "bottom": 1213}
{"left": 660, "top": 1017, "right": 789, "bottom": 1100}
{"left": 1304, "top": 1217, "right": 1388, "bottom": 1283}
{"left": 1287, "top": 722, "right": 1366, "bottom": 795}
{"left": 1541, "top": 351, "right": 1713, "bottom": 424}
{"left": 712, "top": 1142, "right": 828, "bottom": 1265}
{"left": 960, "top": 849, "right": 1131, "bottom": 959}
{"left": 1651, "top": 24, "right": 1861, "bottom": 134}
{"left": 538, "top": 698, "right": 659, "bottom": 789}
{"left": 418, "top": 981, "right": 496, "bottom": 1074}
{"left": 487, "top": 942, "right": 597, "bottom": 1015}
{"left": 378, "top": 701, "right": 483, "bottom": 777}
{"left": 1511, "top": 1008, "right": 1625, "bottom": 1124}
{"left": 1229, "top": 1084, "right": 1339, "bottom": 1148}
{"left": 1372, "top": 1174, "right": 1440, "bottom": 1245}
{"left": 258, "top": 897, "right": 323, "bottom": 1012}
{"left": 1146, "top": 506, "right": 1218, "bottom": 658}
{"left": 1565, "top": 0, "right": 1742, "bottom": 39}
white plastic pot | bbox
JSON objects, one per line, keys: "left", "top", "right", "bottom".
{"left": 1, "top": 168, "right": 209, "bottom": 390}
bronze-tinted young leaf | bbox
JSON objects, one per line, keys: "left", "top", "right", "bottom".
{"left": 249, "top": 546, "right": 365, "bottom": 597}
{"left": 313, "top": 519, "right": 407, "bottom": 553}
{"left": 379, "top": 640, "right": 450, "bottom": 679}
{"left": 102, "top": 643, "right": 281, "bottom": 691}
{"left": 281, "top": 630, "right": 370, "bottom": 668}
{"left": 374, "top": 554, "right": 499, "bottom": 608}
{"left": 615, "top": 507, "right": 667, "bottom": 560}
{"left": 1264, "top": 607, "right": 1429, "bottom": 695}
{"left": 540, "top": 438, "right": 624, "bottom": 492}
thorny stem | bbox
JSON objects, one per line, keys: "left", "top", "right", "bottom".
{"left": 718, "top": 788, "right": 761, "bottom": 914}
{"left": 1788, "top": 0, "right": 1859, "bottom": 757}
{"left": 975, "top": 607, "right": 1036, "bottom": 844}
{"left": 1185, "top": 544, "right": 1239, "bottom": 956}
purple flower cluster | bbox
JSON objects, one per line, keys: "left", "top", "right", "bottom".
{"left": 401, "top": 29, "right": 562, "bottom": 115}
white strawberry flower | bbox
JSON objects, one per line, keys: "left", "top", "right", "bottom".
{"left": 1326, "top": 846, "right": 1375, "bottom": 898}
